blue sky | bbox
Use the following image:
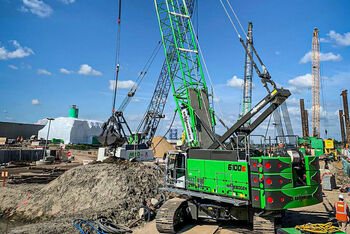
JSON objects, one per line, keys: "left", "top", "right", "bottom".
{"left": 1, "top": 0, "right": 350, "bottom": 141}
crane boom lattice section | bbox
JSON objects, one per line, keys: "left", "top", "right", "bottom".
{"left": 136, "top": 0, "right": 196, "bottom": 146}
{"left": 312, "top": 28, "right": 321, "bottom": 137}
{"left": 242, "top": 22, "right": 253, "bottom": 118}
{"left": 155, "top": 0, "right": 209, "bottom": 147}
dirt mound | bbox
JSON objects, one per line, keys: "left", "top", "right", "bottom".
{"left": 328, "top": 160, "right": 350, "bottom": 186}
{"left": 151, "top": 136, "right": 175, "bottom": 158}
{"left": 16, "top": 161, "right": 164, "bottom": 225}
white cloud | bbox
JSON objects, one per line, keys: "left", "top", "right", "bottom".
{"left": 36, "top": 118, "right": 48, "bottom": 125}
{"left": 226, "top": 75, "right": 244, "bottom": 89}
{"left": 3, "top": 109, "right": 8, "bottom": 113}
{"left": 21, "top": 0, "right": 53, "bottom": 18}
{"left": 60, "top": 68, "right": 73, "bottom": 74}
{"left": 31, "top": 99, "right": 42, "bottom": 105}
{"left": 300, "top": 51, "right": 342, "bottom": 63}
{"left": 288, "top": 73, "right": 312, "bottom": 89}
{"left": 213, "top": 97, "right": 220, "bottom": 103}
{"left": 37, "top": 69, "right": 51, "bottom": 75}
{"left": 109, "top": 80, "right": 137, "bottom": 90}
{"left": 319, "top": 38, "right": 329, "bottom": 43}
{"left": 8, "top": 64, "right": 19, "bottom": 70}
{"left": 78, "top": 64, "right": 102, "bottom": 76}
{"left": 131, "top": 98, "right": 140, "bottom": 103}
{"left": 328, "top": 30, "right": 350, "bottom": 46}
{"left": 60, "top": 0, "right": 75, "bottom": 4}
{"left": 5, "top": 117, "right": 13, "bottom": 121}
{"left": 275, "top": 51, "right": 280, "bottom": 55}
{"left": 286, "top": 97, "right": 299, "bottom": 105}
{"left": 287, "top": 86, "right": 302, "bottom": 94}
{"left": 0, "top": 40, "right": 34, "bottom": 60}
{"left": 287, "top": 106, "right": 300, "bottom": 116}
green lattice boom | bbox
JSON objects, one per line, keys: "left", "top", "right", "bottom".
{"left": 155, "top": 0, "right": 210, "bottom": 147}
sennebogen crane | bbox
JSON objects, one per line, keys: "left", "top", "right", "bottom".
{"left": 98, "top": 0, "right": 197, "bottom": 161}
{"left": 153, "top": 0, "right": 322, "bottom": 232}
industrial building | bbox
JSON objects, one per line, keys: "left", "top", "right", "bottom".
{"left": 38, "top": 105, "right": 103, "bottom": 145}
{"left": 0, "top": 121, "right": 44, "bottom": 139}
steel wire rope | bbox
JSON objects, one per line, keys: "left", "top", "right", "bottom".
{"left": 118, "top": 40, "right": 163, "bottom": 112}
{"left": 111, "top": 0, "right": 122, "bottom": 114}
{"left": 225, "top": 0, "right": 247, "bottom": 39}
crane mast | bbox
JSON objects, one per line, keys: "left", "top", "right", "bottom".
{"left": 311, "top": 28, "right": 321, "bottom": 137}
{"left": 155, "top": 0, "right": 215, "bottom": 148}
{"left": 242, "top": 22, "right": 253, "bottom": 119}
{"left": 136, "top": 0, "right": 196, "bottom": 146}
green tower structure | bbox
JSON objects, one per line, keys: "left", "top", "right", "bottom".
{"left": 69, "top": 105, "right": 79, "bottom": 118}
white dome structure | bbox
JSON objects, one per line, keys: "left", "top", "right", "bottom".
{"left": 38, "top": 117, "right": 103, "bottom": 144}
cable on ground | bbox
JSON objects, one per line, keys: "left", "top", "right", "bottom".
{"left": 73, "top": 217, "right": 132, "bottom": 234}
{"left": 295, "top": 222, "right": 341, "bottom": 233}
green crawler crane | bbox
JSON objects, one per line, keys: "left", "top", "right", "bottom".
{"left": 154, "top": 0, "right": 323, "bottom": 232}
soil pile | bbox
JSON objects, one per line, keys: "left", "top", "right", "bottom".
{"left": 15, "top": 159, "right": 164, "bottom": 226}
{"left": 151, "top": 136, "right": 175, "bottom": 158}
{"left": 327, "top": 160, "right": 350, "bottom": 186}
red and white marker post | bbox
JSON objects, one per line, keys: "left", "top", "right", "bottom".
{"left": 2, "top": 171, "right": 8, "bottom": 187}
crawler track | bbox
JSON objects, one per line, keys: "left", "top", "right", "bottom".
{"left": 155, "top": 198, "right": 188, "bottom": 233}
{"left": 253, "top": 215, "right": 276, "bottom": 233}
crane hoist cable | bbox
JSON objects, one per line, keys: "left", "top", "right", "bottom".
{"left": 112, "top": 0, "right": 122, "bottom": 114}
{"left": 98, "top": 0, "right": 127, "bottom": 147}
{"left": 117, "top": 40, "right": 163, "bottom": 112}
{"left": 218, "top": 0, "right": 276, "bottom": 92}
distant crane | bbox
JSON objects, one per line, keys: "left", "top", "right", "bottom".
{"left": 241, "top": 22, "right": 253, "bottom": 120}
{"left": 311, "top": 28, "right": 321, "bottom": 137}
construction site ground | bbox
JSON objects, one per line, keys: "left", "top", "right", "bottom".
{"left": 0, "top": 156, "right": 349, "bottom": 233}
{"left": 132, "top": 190, "right": 343, "bottom": 234}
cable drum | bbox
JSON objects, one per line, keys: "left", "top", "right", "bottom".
{"left": 286, "top": 150, "right": 302, "bottom": 164}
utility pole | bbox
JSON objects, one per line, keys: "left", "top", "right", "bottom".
{"left": 341, "top": 90, "right": 350, "bottom": 146}
{"left": 339, "top": 110, "right": 346, "bottom": 147}
{"left": 241, "top": 22, "right": 253, "bottom": 122}
{"left": 312, "top": 28, "right": 321, "bottom": 138}
{"left": 43, "top": 118, "right": 55, "bottom": 159}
